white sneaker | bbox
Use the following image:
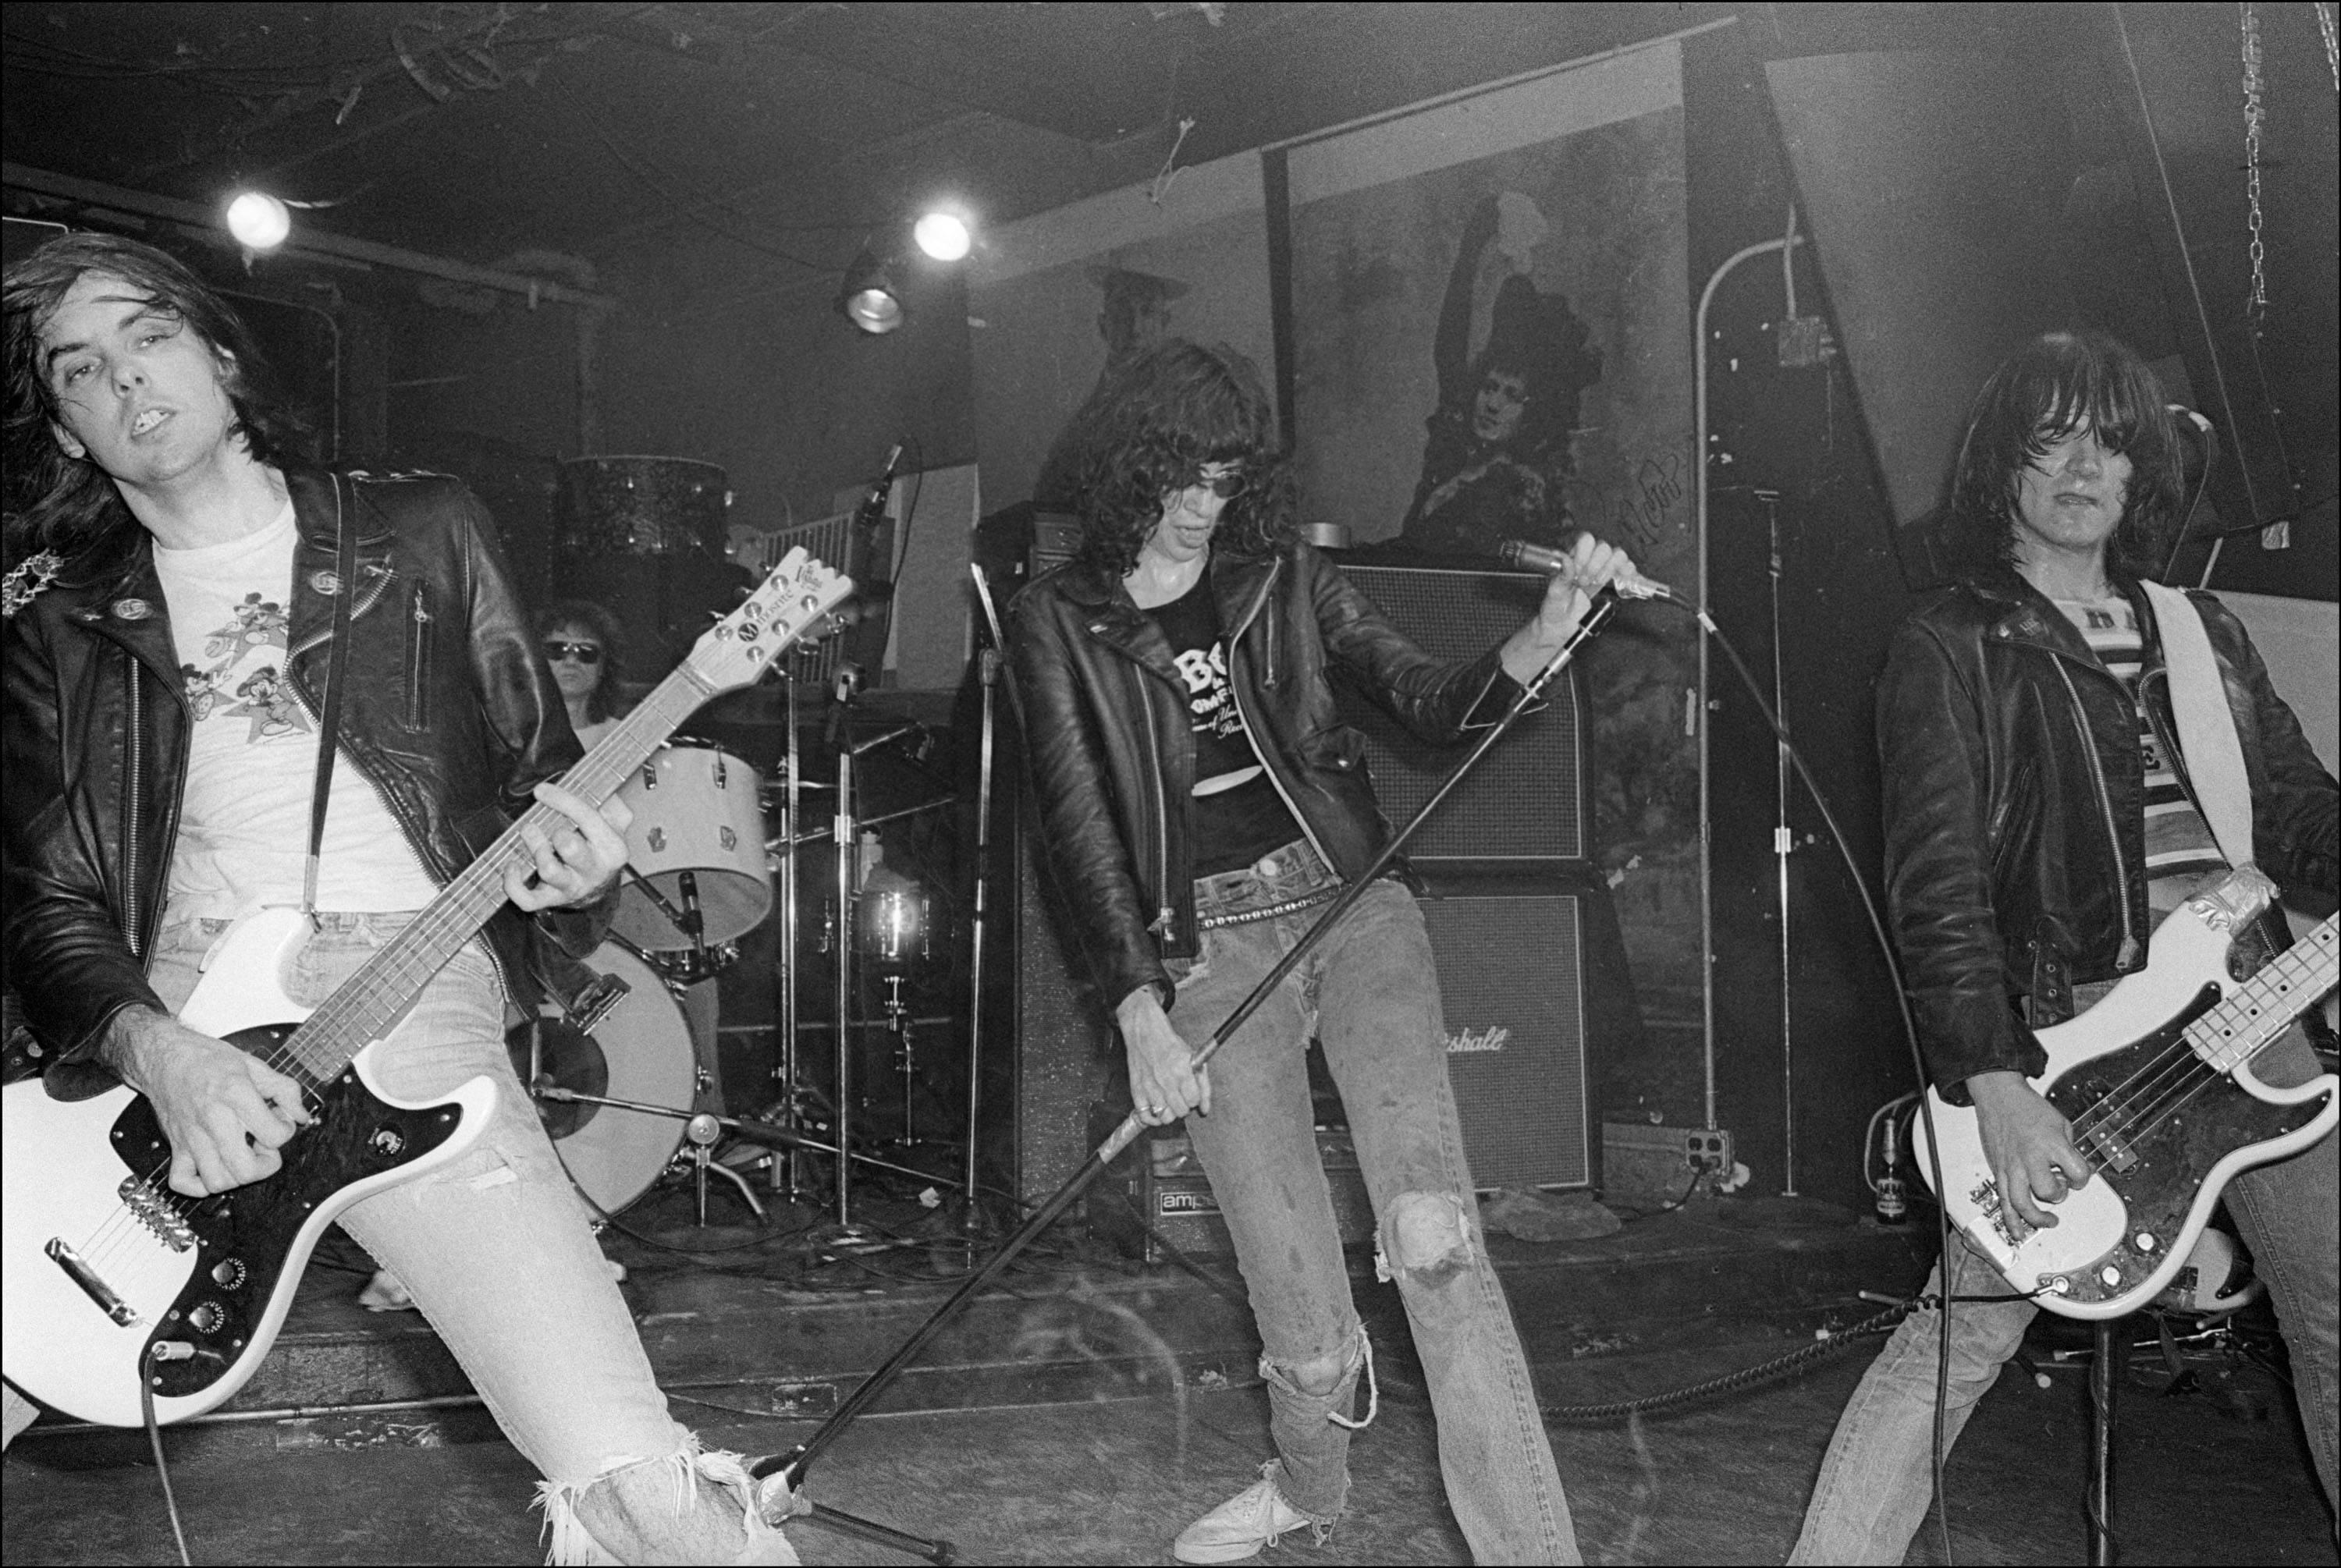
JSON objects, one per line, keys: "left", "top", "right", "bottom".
{"left": 1172, "top": 1462, "right": 1327, "bottom": 1564}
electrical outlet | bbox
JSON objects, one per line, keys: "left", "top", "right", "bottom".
{"left": 1601, "top": 1123, "right": 1735, "bottom": 1207}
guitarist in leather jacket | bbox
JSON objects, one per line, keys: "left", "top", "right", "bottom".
{"left": 1009, "top": 339, "right": 1640, "bottom": 1564}
{"left": 1792, "top": 331, "right": 2337, "bottom": 1563}
{"left": 2, "top": 235, "right": 798, "bottom": 1563}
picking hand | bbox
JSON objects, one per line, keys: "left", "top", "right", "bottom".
{"left": 1968, "top": 1070, "right": 2091, "bottom": 1236}
{"left": 108, "top": 1009, "right": 314, "bottom": 1197}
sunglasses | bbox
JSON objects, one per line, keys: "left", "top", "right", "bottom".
{"left": 1179, "top": 469, "right": 1249, "bottom": 500}
{"left": 543, "top": 641, "right": 603, "bottom": 665}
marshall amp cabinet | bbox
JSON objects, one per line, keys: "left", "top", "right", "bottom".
{"left": 1328, "top": 562, "right": 1588, "bottom": 867}
{"left": 1423, "top": 884, "right": 1597, "bottom": 1191}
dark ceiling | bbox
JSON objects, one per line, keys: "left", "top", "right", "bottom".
{"left": 0, "top": 2, "right": 2122, "bottom": 283}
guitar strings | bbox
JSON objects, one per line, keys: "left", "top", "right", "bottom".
{"left": 68, "top": 569, "right": 832, "bottom": 1300}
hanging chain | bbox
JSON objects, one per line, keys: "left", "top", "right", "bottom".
{"left": 2317, "top": 2, "right": 2339, "bottom": 93}
{"left": 2240, "top": 2, "right": 2269, "bottom": 326}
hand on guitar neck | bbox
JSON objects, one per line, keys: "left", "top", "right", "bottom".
{"left": 1966, "top": 1069, "right": 2092, "bottom": 1239}
{"left": 98, "top": 782, "right": 628, "bottom": 1199}
{"left": 98, "top": 1008, "right": 311, "bottom": 1198}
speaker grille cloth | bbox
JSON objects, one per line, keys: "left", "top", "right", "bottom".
{"left": 1426, "top": 891, "right": 1590, "bottom": 1190}
{"left": 1336, "top": 566, "right": 1584, "bottom": 863}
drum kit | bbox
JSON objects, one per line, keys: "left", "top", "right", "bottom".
{"left": 512, "top": 454, "right": 979, "bottom": 1241}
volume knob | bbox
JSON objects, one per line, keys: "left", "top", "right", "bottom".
{"left": 186, "top": 1300, "right": 228, "bottom": 1335}
{"left": 211, "top": 1258, "right": 247, "bottom": 1290}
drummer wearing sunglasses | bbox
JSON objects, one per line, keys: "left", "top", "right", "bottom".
{"left": 538, "top": 599, "right": 629, "bottom": 749}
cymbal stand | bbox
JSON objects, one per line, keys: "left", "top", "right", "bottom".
{"left": 772, "top": 647, "right": 814, "bottom": 1202}
{"left": 830, "top": 667, "right": 864, "bottom": 1234}
{"left": 750, "top": 587, "right": 1625, "bottom": 1524}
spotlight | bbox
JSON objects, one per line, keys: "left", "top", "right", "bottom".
{"left": 911, "top": 211, "right": 972, "bottom": 262}
{"left": 837, "top": 245, "right": 905, "bottom": 335}
{"left": 225, "top": 190, "right": 292, "bottom": 250}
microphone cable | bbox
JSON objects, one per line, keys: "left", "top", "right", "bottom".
{"left": 1633, "top": 591, "right": 1965, "bottom": 1566}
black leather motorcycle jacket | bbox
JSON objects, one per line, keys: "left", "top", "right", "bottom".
{"left": 1007, "top": 538, "right": 1519, "bottom": 1013}
{"left": 1877, "top": 563, "right": 2337, "bottom": 1102}
{"left": 2, "top": 467, "right": 609, "bottom": 1082}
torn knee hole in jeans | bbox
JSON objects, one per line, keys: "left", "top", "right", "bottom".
{"left": 1374, "top": 1190, "right": 1472, "bottom": 1286}
{"left": 535, "top": 1437, "right": 801, "bottom": 1566}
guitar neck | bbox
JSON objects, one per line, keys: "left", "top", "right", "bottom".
{"left": 275, "top": 665, "right": 721, "bottom": 1084}
{"left": 2189, "top": 914, "right": 2340, "bottom": 1075}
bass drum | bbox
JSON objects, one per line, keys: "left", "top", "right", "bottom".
{"left": 509, "top": 943, "right": 695, "bottom": 1216}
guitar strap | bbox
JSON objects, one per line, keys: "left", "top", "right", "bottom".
{"left": 2139, "top": 578, "right": 2254, "bottom": 871}
{"left": 301, "top": 475, "right": 360, "bottom": 917}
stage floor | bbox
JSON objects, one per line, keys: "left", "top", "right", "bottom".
{"left": 5, "top": 1187, "right": 2331, "bottom": 1565}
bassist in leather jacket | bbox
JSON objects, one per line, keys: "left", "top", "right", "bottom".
{"left": 1792, "top": 331, "right": 2337, "bottom": 1563}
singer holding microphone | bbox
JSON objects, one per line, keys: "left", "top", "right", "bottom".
{"left": 1007, "top": 339, "right": 1643, "bottom": 1564}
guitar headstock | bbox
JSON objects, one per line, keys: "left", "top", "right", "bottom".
{"left": 684, "top": 548, "right": 854, "bottom": 696}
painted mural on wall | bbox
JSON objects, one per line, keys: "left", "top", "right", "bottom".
{"left": 1287, "top": 43, "right": 1699, "bottom": 874}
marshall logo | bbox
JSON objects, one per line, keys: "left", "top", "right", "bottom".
{"left": 1445, "top": 1025, "right": 1510, "bottom": 1054}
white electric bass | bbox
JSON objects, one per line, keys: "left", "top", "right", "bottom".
{"left": 2, "top": 548, "right": 850, "bottom": 1427}
{"left": 1913, "top": 869, "right": 2337, "bottom": 1320}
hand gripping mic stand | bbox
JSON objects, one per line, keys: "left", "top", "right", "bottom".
{"left": 748, "top": 586, "right": 1631, "bottom": 1563}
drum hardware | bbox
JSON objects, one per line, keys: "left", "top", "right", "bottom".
{"left": 531, "top": 1085, "right": 770, "bottom": 1227}
{"left": 861, "top": 868, "right": 933, "bottom": 1146}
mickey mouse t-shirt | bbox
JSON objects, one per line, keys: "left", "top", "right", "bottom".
{"left": 1145, "top": 575, "right": 1302, "bottom": 875}
{"left": 152, "top": 502, "right": 439, "bottom": 920}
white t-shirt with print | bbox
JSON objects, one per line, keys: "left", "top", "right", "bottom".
{"left": 152, "top": 502, "right": 441, "bottom": 920}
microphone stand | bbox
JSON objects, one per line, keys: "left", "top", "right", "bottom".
{"left": 749, "top": 587, "right": 1627, "bottom": 1540}
{"left": 958, "top": 643, "right": 1000, "bottom": 1241}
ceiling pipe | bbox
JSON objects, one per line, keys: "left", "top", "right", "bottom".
{"left": 2, "top": 161, "right": 619, "bottom": 311}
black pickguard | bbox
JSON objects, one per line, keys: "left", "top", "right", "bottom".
{"left": 2044, "top": 984, "right": 2324, "bottom": 1305}
{"left": 105, "top": 1023, "right": 470, "bottom": 1399}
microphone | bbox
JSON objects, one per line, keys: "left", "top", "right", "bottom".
{"left": 825, "top": 661, "right": 863, "bottom": 749}
{"left": 854, "top": 442, "right": 908, "bottom": 534}
{"left": 1495, "top": 539, "right": 1677, "bottom": 601}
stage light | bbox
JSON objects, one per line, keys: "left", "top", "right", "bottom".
{"left": 837, "top": 245, "right": 906, "bottom": 335}
{"left": 226, "top": 190, "right": 292, "bottom": 250}
{"left": 911, "top": 211, "right": 972, "bottom": 262}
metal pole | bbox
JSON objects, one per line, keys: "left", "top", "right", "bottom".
{"left": 833, "top": 738, "right": 857, "bottom": 1229}
{"left": 1694, "top": 230, "right": 1803, "bottom": 1133}
{"left": 1759, "top": 487, "right": 1799, "bottom": 1197}
{"left": 961, "top": 647, "right": 1000, "bottom": 1233}
{"left": 755, "top": 590, "right": 1624, "bottom": 1498}
{"left": 773, "top": 667, "right": 805, "bottom": 1198}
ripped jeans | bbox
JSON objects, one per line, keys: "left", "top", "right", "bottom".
{"left": 135, "top": 913, "right": 794, "bottom": 1566}
{"left": 1169, "top": 842, "right": 1579, "bottom": 1564}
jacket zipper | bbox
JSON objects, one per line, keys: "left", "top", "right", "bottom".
{"left": 403, "top": 580, "right": 433, "bottom": 730}
{"left": 286, "top": 573, "right": 519, "bottom": 1002}
{"left": 1222, "top": 561, "right": 1336, "bottom": 871}
{"left": 121, "top": 655, "right": 144, "bottom": 958}
{"left": 2051, "top": 656, "right": 2141, "bottom": 969}
{"left": 1132, "top": 664, "right": 1174, "bottom": 935}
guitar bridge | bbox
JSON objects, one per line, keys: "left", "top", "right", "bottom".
{"left": 119, "top": 1176, "right": 196, "bottom": 1251}
{"left": 1968, "top": 1178, "right": 2020, "bottom": 1250}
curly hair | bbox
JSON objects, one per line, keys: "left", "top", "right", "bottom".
{"left": 536, "top": 598, "right": 630, "bottom": 724}
{"left": 1072, "top": 339, "right": 1298, "bottom": 577}
{"left": 1941, "top": 330, "right": 2186, "bottom": 581}
{"left": 3, "top": 232, "right": 316, "bottom": 559}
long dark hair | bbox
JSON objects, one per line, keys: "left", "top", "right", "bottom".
{"left": 2, "top": 232, "right": 315, "bottom": 560}
{"left": 1941, "top": 330, "right": 2185, "bottom": 581}
{"left": 536, "top": 598, "right": 629, "bottom": 724}
{"left": 1073, "top": 339, "right": 1298, "bottom": 577}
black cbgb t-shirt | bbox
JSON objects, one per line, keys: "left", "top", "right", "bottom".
{"left": 1146, "top": 574, "right": 1302, "bottom": 875}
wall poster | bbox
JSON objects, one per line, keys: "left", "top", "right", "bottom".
{"left": 1284, "top": 41, "right": 1699, "bottom": 877}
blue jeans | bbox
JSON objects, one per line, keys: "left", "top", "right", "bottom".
{"left": 1168, "top": 842, "right": 1579, "bottom": 1564}
{"left": 127, "top": 913, "right": 791, "bottom": 1564}
{"left": 1792, "top": 1011, "right": 2338, "bottom": 1564}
